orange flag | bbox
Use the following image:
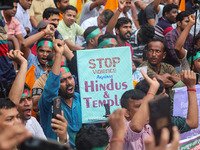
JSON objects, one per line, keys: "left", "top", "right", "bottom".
{"left": 103, "top": 0, "right": 118, "bottom": 12}
{"left": 76, "top": 0, "right": 82, "bottom": 14}
{"left": 179, "top": 0, "right": 185, "bottom": 11}
{"left": 25, "top": 65, "right": 36, "bottom": 118}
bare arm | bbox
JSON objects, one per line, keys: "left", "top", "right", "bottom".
{"left": 106, "top": 0, "right": 126, "bottom": 33}
{"left": 64, "top": 39, "right": 84, "bottom": 51}
{"left": 15, "top": 34, "right": 24, "bottom": 49}
{"left": 109, "top": 109, "right": 127, "bottom": 150}
{"left": 30, "top": 16, "right": 38, "bottom": 29}
{"left": 135, "top": 1, "right": 146, "bottom": 11}
{"left": 154, "top": 74, "right": 175, "bottom": 88}
{"left": 64, "top": 44, "right": 74, "bottom": 61}
{"left": 147, "top": 19, "right": 155, "bottom": 27}
{"left": 152, "top": 0, "right": 160, "bottom": 14}
{"left": 21, "top": 24, "right": 56, "bottom": 59}
{"left": 181, "top": 70, "right": 199, "bottom": 129}
{"left": 174, "top": 15, "right": 195, "bottom": 59}
{"left": 89, "top": 0, "right": 106, "bottom": 10}
{"left": 8, "top": 50, "right": 28, "bottom": 105}
{"left": 130, "top": 70, "right": 160, "bottom": 132}
{"left": 7, "top": 35, "right": 20, "bottom": 50}
{"left": 32, "top": 95, "right": 41, "bottom": 112}
{"left": 131, "top": 2, "right": 140, "bottom": 29}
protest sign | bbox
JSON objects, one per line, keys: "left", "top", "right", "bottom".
{"left": 132, "top": 66, "right": 147, "bottom": 82}
{"left": 77, "top": 47, "right": 133, "bottom": 124}
{"left": 173, "top": 85, "right": 200, "bottom": 149}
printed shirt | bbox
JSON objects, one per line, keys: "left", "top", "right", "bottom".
{"left": 164, "top": 29, "right": 193, "bottom": 67}
{"left": 0, "top": 12, "right": 16, "bottom": 87}
{"left": 139, "top": 61, "right": 178, "bottom": 78}
{"left": 39, "top": 71, "right": 82, "bottom": 148}
{"left": 57, "top": 20, "right": 84, "bottom": 44}
{"left": 128, "top": 29, "right": 146, "bottom": 59}
{"left": 107, "top": 121, "right": 152, "bottom": 150}
{"left": 2, "top": 11, "right": 22, "bottom": 36}
{"left": 154, "top": 17, "right": 173, "bottom": 40}
{"left": 27, "top": 53, "right": 46, "bottom": 80}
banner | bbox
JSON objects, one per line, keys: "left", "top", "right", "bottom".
{"left": 77, "top": 47, "right": 133, "bottom": 124}
{"left": 173, "top": 85, "right": 200, "bottom": 149}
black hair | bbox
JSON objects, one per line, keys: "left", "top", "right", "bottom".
{"left": 140, "top": 23, "right": 155, "bottom": 43}
{"left": 98, "top": 33, "right": 117, "bottom": 46}
{"left": 84, "top": 26, "right": 99, "bottom": 43}
{"left": 0, "top": 98, "right": 16, "bottom": 111}
{"left": 43, "top": 7, "right": 60, "bottom": 20}
{"left": 115, "top": 17, "right": 132, "bottom": 30}
{"left": 121, "top": 89, "right": 146, "bottom": 109}
{"left": 75, "top": 125, "right": 109, "bottom": 150}
{"left": 162, "top": 4, "right": 179, "bottom": 17}
{"left": 100, "top": 9, "right": 114, "bottom": 22}
{"left": 63, "top": 5, "right": 77, "bottom": 14}
{"left": 24, "top": 83, "right": 30, "bottom": 91}
{"left": 146, "top": 37, "right": 165, "bottom": 52}
{"left": 176, "top": 11, "right": 190, "bottom": 22}
{"left": 54, "top": 0, "right": 61, "bottom": 8}
{"left": 135, "top": 79, "right": 165, "bottom": 95}
{"left": 13, "top": 0, "right": 19, "bottom": 2}
{"left": 195, "top": 34, "right": 200, "bottom": 45}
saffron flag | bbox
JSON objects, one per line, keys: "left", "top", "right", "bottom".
{"left": 25, "top": 65, "right": 36, "bottom": 117}
{"left": 103, "top": 0, "right": 118, "bottom": 12}
{"left": 179, "top": 0, "right": 185, "bottom": 11}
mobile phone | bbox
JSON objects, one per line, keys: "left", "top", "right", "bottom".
{"left": 103, "top": 104, "right": 111, "bottom": 118}
{"left": 52, "top": 96, "right": 62, "bottom": 129}
{"left": 149, "top": 95, "right": 173, "bottom": 146}
{"left": 19, "top": 136, "right": 70, "bottom": 150}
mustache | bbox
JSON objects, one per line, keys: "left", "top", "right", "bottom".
{"left": 125, "top": 31, "right": 131, "bottom": 35}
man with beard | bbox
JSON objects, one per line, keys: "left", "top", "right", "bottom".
{"left": 115, "top": 17, "right": 133, "bottom": 59}
{"left": 39, "top": 39, "right": 81, "bottom": 148}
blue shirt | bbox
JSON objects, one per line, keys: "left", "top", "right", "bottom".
{"left": 27, "top": 53, "right": 46, "bottom": 80}
{"left": 39, "top": 71, "right": 82, "bottom": 147}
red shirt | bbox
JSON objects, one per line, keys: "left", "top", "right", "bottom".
{"left": 117, "top": 41, "right": 133, "bottom": 59}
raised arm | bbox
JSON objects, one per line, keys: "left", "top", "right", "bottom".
{"left": 174, "top": 15, "right": 195, "bottom": 59}
{"left": 152, "top": 0, "right": 160, "bottom": 14}
{"left": 8, "top": 50, "right": 28, "bottom": 105}
{"left": 106, "top": 0, "right": 126, "bottom": 33}
{"left": 90, "top": 0, "right": 106, "bottom": 10}
{"left": 64, "top": 39, "right": 84, "bottom": 51}
{"left": 181, "top": 70, "right": 198, "bottom": 129}
{"left": 130, "top": 70, "right": 160, "bottom": 132}
{"left": 21, "top": 24, "right": 56, "bottom": 59}
{"left": 134, "top": 1, "right": 146, "bottom": 11}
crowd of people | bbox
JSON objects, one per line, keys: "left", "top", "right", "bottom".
{"left": 0, "top": 0, "right": 199, "bottom": 149}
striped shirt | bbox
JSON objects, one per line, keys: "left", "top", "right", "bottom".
{"left": 154, "top": 17, "right": 173, "bottom": 40}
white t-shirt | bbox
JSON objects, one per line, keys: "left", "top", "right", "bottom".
{"left": 76, "top": 16, "right": 107, "bottom": 46}
{"left": 26, "top": 116, "right": 46, "bottom": 139}
{"left": 79, "top": 1, "right": 104, "bottom": 25}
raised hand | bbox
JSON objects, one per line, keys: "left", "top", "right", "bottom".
{"left": 51, "top": 111, "right": 68, "bottom": 143}
{"left": 118, "top": 0, "right": 126, "bottom": 10}
{"left": 109, "top": 108, "right": 127, "bottom": 139}
{"left": 7, "top": 50, "right": 27, "bottom": 66}
{"left": 53, "top": 39, "right": 65, "bottom": 55}
{"left": 141, "top": 70, "right": 160, "bottom": 95}
{"left": 181, "top": 70, "right": 196, "bottom": 89}
{"left": 144, "top": 126, "right": 180, "bottom": 150}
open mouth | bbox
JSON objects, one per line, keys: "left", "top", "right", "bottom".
{"left": 24, "top": 109, "right": 31, "bottom": 116}
{"left": 66, "top": 86, "right": 74, "bottom": 94}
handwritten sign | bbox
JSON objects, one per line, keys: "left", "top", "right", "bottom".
{"left": 77, "top": 47, "right": 133, "bottom": 123}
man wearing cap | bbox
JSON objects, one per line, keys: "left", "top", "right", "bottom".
{"left": 39, "top": 39, "right": 81, "bottom": 148}
{"left": 21, "top": 23, "right": 55, "bottom": 80}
